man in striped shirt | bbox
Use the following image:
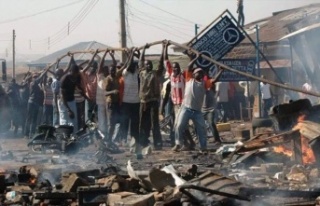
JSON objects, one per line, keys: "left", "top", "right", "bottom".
{"left": 41, "top": 77, "right": 53, "bottom": 125}
{"left": 237, "top": 0, "right": 245, "bottom": 27}
{"left": 162, "top": 42, "right": 196, "bottom": 150}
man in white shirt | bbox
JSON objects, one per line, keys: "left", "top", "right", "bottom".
{"left": 260, "top": 77, "right": 273, "bottom": 118}
{"left": 216, "top": 81, "right": 230, "bottom": 122}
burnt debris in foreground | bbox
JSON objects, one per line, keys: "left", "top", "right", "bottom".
{"left": 2, "top": 99, "right": 320, "bottom": 205}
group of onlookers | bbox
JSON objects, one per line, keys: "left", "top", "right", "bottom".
{"left": 6, "top": 40, "right": 310, "bottom": 157}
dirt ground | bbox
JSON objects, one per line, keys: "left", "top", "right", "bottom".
{"left": 0, "top": 121, "right": 252, "bottom": 173}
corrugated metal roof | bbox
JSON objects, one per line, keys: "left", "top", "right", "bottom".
{"left": 28, "top": 41, "right": 121, "bottom": 67}
{"left": 279, "top": 22, "right": 320, "bottom": 40}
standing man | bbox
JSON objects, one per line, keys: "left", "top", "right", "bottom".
{"left": 105, "top": 52, "right": 124, "bottom": 143}
{"left": 24, "top": 67, "right": 51, "bottom": 139}
{"left": 41, "top": 77, "right": 54, "bottom": 125}
{"left": 237, "top": 0, "right": 245, "bottom": 27}
{"left": 120, "top": 48, "right": 141, "bottom": 154}
{"left": 139, "top": 43, "right": 165, "bottom": 150}
{"left": 260, "top": 76, "right": 273, "bottom": 118}
{"left": 202, "top": 77, "right": 222, "bottom": 144}
{"left": 59, "top": 56, "right": 87, "bottom": 132}
{"left": 81, "top": 50, "right": 99, "bottom": 122}
{"left": 173, "top": 53, "right": 224, "bottom": 152}
{"left": 96, "top": 49, "right": 110, "bottom": 138}
{"left": 216, "top": 81, "right": 230, "bottom": 123}
{"left": 161, "top": 42, "right": 196, "bottom": 150}
{"left": 6, "top": 78, "right": 24, "bottom": 135}
{"left": 52, "top": 56, "right": 74, "bottom": 126}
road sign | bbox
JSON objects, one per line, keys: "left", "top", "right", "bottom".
{"left": 208, "top": 59, "right": 256, "bottom": 82}
{"left": 190, "top": 16, "right": 245, "bottom": 69}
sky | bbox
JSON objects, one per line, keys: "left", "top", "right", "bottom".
{"left": 0, "top": 0, "right": 319, "bottom": 62}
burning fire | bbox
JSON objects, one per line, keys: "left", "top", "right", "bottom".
{"left": 273, "top": 112, "right": 316, "bottom": 164}
{"left": 301, "top": 135, "right": 316, "bottom": 164}
{"left": 29, "top": 176, "right": 37, "bottom": 185}
{"left": 273, "top": 145, "right": 293, "bottom": 157}
{"left": 273, "top": 136, "right": 315, "bottom": 165}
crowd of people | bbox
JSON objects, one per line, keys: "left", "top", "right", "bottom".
{"left": 3, "top": 40, "right": 286, "bottom": 159}
{"left": 2, "top": 41, "right": 230, "bottom": 157}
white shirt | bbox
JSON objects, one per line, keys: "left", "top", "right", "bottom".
{"left": 239, "top": 81, "right": 249, "bottom": 97}
{"left": 260, "top": 83, "right": 271, "bottom": 99}
{"left": 96, "top": 74, "right": 107, "bottom": 105}
{"left": 122, "top": 69, "right": 140, "bottom": 103}
{"left": 216, "top": 82, "right": 229, "bottom": 102}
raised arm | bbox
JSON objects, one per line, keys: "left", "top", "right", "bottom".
{"left": 82, "top": 49, "right": 99, "bottom": 73}
{"left": 115, "top": 49, "right": 132, "bottom": 77}
{"left": 109, "top": 50, "right": 117, "bottom": 66}
{"left": 210, "top": 66, "right": 224, "bottom": 85}
{"left": 97, "top": 49, "right": 109, "bottom": 74}
{"left": 55, "top": 58, "right": 61, "bottom": 71}
{"left": 187, "top": 52, "right": 201, "bottom": 72}
{"left": 156, "top": 42, "right": 166, "bottom": 76}
{"left": 139, "top": 44, "right": 149, "bottom": 70}
{"left": 63, "top": 54, "right": 76, "bottom": 75}
{"left": 125, "top": 48, "right": 136, "bottom": 73}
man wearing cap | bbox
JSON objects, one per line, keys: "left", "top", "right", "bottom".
{"left": 173, "top": 53, "right": 224, "bottom": 152}
{"left": 161, "top": 42, "right": 196, "bottom": 150}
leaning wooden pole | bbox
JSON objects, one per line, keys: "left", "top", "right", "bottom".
{"left": 51, "top": 39, "right": 320, "bottom": 98}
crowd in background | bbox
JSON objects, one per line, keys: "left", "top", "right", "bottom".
{"left": 1, "top": 41, "right": 280, "bottom": 157}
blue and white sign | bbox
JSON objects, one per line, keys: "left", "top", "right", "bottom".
{"left": 208, "top": 59, "right": 256, "bottom": 82}
{"left": 190, "top": 16, "right": 245, "bottom": 69}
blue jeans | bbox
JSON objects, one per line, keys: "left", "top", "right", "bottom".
{"left": 58, "top": 99, "right": 78, "bottom": 132}
{"left": 263, "top": 98, "right": 272, "bottom": 118}
{"left": 175, "top": 106, "right": 207, "bottom": 149}
{"left": 43, "top": 104, "right": 53, "bottom": 125}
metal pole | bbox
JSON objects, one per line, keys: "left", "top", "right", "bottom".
{"left": 226, "top": 10, "right": 284, "bottom": 84}
{"left": 119, "top": 0, "right": 127, "bottom": 63}
{"left": 256, "top": 25, "right": 262, "bottom": 118}
{"left": 12, "top": 30, "right": 15, "bottom": 79}
{"left": 188, "top": 9, "right": 227, "bottom": 45}
{"left": 194, "top": 24, "right": 199, "bottom": 40}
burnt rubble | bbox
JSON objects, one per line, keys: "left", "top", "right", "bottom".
{"left": 2, "top": 99, "right": 320, "bottom": 205}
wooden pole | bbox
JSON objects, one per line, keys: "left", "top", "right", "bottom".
{"left": 51, "top": 39, "right": 320, "bottom": 98}
{"left": 168, "top": 40, "right": 320, "bottom": 98}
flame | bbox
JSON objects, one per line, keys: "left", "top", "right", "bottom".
{"left": 297, "top": 114, "right": 306, "bottom": 123}
{"left": 273, "top": 145, "right": 293, "bottom": 157}
{"left": 301, "top": 135, "right": 316, "bottom": 164}
{"left": 273, "top": 136, "right": 315, "bottom": 165}
{"left": 29, "top": 176, "right": 37, "bottom": 185}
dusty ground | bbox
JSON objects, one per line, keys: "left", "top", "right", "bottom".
{"left": 0, "top": 121, "right": 251, "bottom": 173}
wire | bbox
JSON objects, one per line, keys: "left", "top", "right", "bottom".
{"left": 30, "top": 0, "right": 99, "bottom": 50}
{"left": 138, "top": 0, "right": 196, "bottom": 24}
{"left": 129, "top": 11, "right": 192, "bottom": 37}
{"left": 128, "top": 3, "right": 194, "bottom": 28}
{"left": 0, "top": 0, "right": 85, "bottom": 25}
{"left": 127, "top": 7, "right": 192, "bottom": 40}
{"left": 128, "top": 6, "right": 193, "bottom": 32}
{"left": 128, "top": 16, "right": 186, "bottom": 41}
{"left": 50, "top": 0, "right": 98, "bottom": 47}
{"left": 125, "top": 0, "right": 134, "bottom": 46}
{"left": 31, "top": 0, "right": 94, "bottom": 44}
